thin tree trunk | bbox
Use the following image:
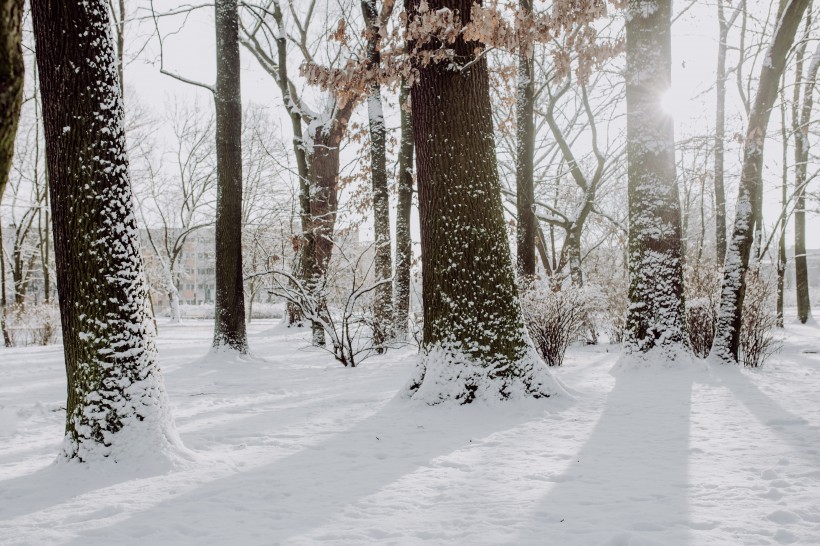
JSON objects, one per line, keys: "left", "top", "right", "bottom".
{"left": 515, "top": 0, "right": 536, "bottom": 279}
{"left": 32, "top": 0, "right": 177, "bottom": 460}
{"left": 777, "top": 89, "right": 788, "bottom": 328}
{"left": 714, "top": 0, "right": 736, "bottom": 265}
{"left": 624, "top": 0, "right": 688, "bottom": 357}
{"left": 362, "top": 0, "right": 393, "bottom": 350}
{"left": 0, "top": 0, "right": 24, "bottom": 202}
{"left": 394, "top": 79, "right": 414, "bottom": 336}
{"left": 712, "top": 0, "right": 810, "bottom": 363}
{"left": 406, "top": 0, "right": 555, "bottom": 403}
{"left": 0, "top": 221, "right": 10, "bottom": 347}
{"left": 794, "top": 40, "right": 819, "bottom": 324}
{"left": 212, "top": 0, "right": 248, "bottom": 352}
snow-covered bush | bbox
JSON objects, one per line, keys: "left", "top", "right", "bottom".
{"left": 520, "top": 282, "right": 591, "bottom": 367}
{"left": 1, "top": 304, "right": 61, "bottom": 347}
{"left": 740, "top": 270, "right": 781, "bottom": 368}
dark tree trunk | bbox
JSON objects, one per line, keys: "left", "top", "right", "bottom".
{"left": 624, "top": 0, "right": 688, "bottom": 356}
{"left": 394, "top": 80, "right": 414, "bottom": 336}
{"left": 0, "top": 0, "right": 24, "bottom": 201}
{"left": 212, "top": 0, "right": 248, "bottom": 352}
{"left": 712, "top": 0, "right": 810, "bottom": 362}
{"left": 515, "top": 0, "right": 536, "bottom": 279}
{"left": 406, "top": 0, "right": 555, "bottom": 403}
{"left": 794, "top": 41, "right": 818, "bottom": 324}
{"left": 32, "top": 0, "right": 176, "bottom": 460}
{"left": 362, "top": 0, "right": 393, "bottom": 349}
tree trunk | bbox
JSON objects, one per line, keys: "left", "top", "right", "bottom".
{"left": 0, "top": 221, "right": 10, "bottom": 347}
{"left": 712, "top": 0, "right": 810, "bottom": 363}
{"left": 624, "top": 0, "right": 688, "bottom": 357}
{"left": 212, "top": 0, "right": 248, "bottom": 352}
{"left": 0, "top": 0, "right": 24, "bottom": 202}
{"left": 406, "top": 0, "right": 556, "bottom": 403}
{"left": 714, "top": 0, "right": 734, "bottom": 265}
{"left": 515, "top": 0, "right": 536, "bottom": 279}
{"left": 777, "top": 92, "right": 788, "bottom": 328}
{"left": 32, "top": 0, "right": 178, "bottom": 461}
{"left": 794, "top": 40, "right": 819, "bottom": 324}
{"left": 393, "top": 80, "right": 414, "bottom": 336}
{"left": 362, "top": 0, "right": 393, "bottom": 350}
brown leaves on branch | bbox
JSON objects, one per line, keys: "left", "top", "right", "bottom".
{"left": 301, "top": 1, "right": 625, "bottom": 100}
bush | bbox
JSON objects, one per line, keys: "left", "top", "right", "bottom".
{"left": 739, "top": 270, "right": 781, "bottom": 368}
{"left": 684, "top": 262, "right": 721, "bottom": 358}
{"left": 520, "top": 282, "right": 591, "bottom": 367}
{"left": 686, "top": 297, "right": 717, "bottom": 358}
{"left": 1, "top": 303, "right": 61, "bottom": 347}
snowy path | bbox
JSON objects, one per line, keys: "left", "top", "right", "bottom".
{"left": 1, "top": 319, "right": 819, "bottom": 545}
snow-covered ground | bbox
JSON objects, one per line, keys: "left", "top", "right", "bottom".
{"left": 1, "top": 317, "right": 819, "bottom": 545}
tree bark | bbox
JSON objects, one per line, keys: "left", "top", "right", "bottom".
{"left": 515, "top": 0, "right": 536, "bottom": 279}
{"left": 712, "top": 0, "right": 811, "bottom": 362}
{"left": 406, "top": 0, "right": 554, "bottom": 403}
{"left": 32, "top": 0, "right": 177, "bottom": 460}
{"left": 362, "top": 0, "right": 393, "bottom": 350}
{"left": 794, "top": 40, "right": 818, "bottom": 324}
{"left": 0, "top": 0, "right": 24, "bottom": 202}
{"left": 212, "top": 0, "right": 248, "bottom": 352}
{"left": 394, "top": 80, "right": 414, "bottom": 336}
{"left": 777, "top": 90, "right": 788, "bottom": 328}
{"left": 714, "top": 0, "right": 738, "bottom": 265}
{"left": 624, "top": 0, "right": 688, "bottom": 356}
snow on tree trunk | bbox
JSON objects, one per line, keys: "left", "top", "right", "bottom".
{"left": 0, "top": 0, "right": 24, "bottom": 202}
{"left": 212, "top": 0, "right": 248, "bottom": 353}
{"left": 393, "top": 80, "right": 414, "bottom": 338}
{"left": 712, "top": 0, "right": 811, "bottom": 363}
{"left": 31, "top": 0, "right": 182, "bottom": 462}
{"left": 623, "top": 0, "right": 688, "bottom": 359}
{"left": 405, "top": 0, "right": 562, "bottom": 404}
{"left": 168, "top": 274, "right": 182, "bottom": 324}
{"left": 362, "top": 0, "right": 393, "bottom": 350}
{"left": 515, "top": 0, "right": 536, "bottom": 280}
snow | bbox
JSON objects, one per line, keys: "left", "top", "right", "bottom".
{"left": 2, "top": 317, "right": 820, "bottom": 544}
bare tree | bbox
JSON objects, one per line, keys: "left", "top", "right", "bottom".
{"left": 712, "top": 0, "right": 811, "bottom": 363}
{"left": 0, "top": 0, "right": 24, "bottom": 201}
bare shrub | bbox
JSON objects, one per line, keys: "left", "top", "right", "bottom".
{"left": 267, "top": 242, "right": 395, "bottom": 367}
{"left": 740, "top": 269, "right": 781, "bottom": 368}
{"left": 684, "top": 262, "right": 721, "bottom": 358}
{"left": 520, "top": 282, "right": 591, "bottom": 367}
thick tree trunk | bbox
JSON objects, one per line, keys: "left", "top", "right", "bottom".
{"left": 362, "top": 0, "right": 393, "bottom": 350}
{"left": 712, "top": 0, "right": 810, "bottom": 363}
{"left": 393, "top": 80, "right": 414, "bottom": 336}
{"left": 515, "top": 0, "right": 536, "bottom": 279}
{"left": 0, "top": 0, "right": 24, "bottom": 201}
{"left": 794, "top": 41, "right": 819, "bottom": 324}
{"left": 212, "top": 0, "right": 248, "bottom": 352}
{"left": 32, "top": 0, "right": 178, "bottom": 461}
{"left": 624, "top": 0, "right": 688, "bottom": 357}
{"left": 406, "top": 0, "right": 557, "bottom": 403}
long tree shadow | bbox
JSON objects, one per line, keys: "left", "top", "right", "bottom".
{"left": 713, "top": 365, "right": 820, "bottom": 465}
{"left": 51, "top": 394, "right": 572, "bottom": 544}
{"left": 512, "top": 366, "right": 696, "bottom": 545}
